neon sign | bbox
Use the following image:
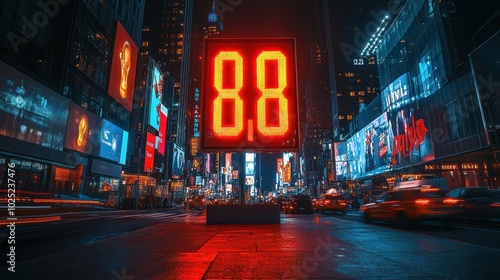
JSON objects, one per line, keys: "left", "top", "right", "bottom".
{"left": 201, "top": 38, "right": 300, "bottom": 152}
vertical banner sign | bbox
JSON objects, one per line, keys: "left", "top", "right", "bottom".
{"left": 108, "top": 21, "right": 138, "bottom": 112}
{"left": 158, "top": 105, "right": 168, "bottom": 155}
{"left": 144, "top": 132, "right": 155, "bottom": 172}
{"left": 201, "top": 38, "right": 300, "bottom": 152}
{"left": 277, "top": 158, "right": 283, "bottom": 174}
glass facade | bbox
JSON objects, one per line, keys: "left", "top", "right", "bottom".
{"left": 469, "top": 31, "right": 500, "bottom": 133}
{"left": 339, "top": 0, "right": 497, "bottom": 187}
{"left": 377, "top": 0, "right": 451, "bottom": 102}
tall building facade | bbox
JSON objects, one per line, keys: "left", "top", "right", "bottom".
{"left": 338, "top": 0, "right": 500, "bottom": 191}
{"left": 328, "top": 0, "right": 386, "bottom": 139}
{"left": 302, "top": 0, "right": 338, "bottom": 195}
{"left": 141, "top": 0, "right": 195, "bottom": 186}
{"left": 0, "top": 0, "right": 145, "bottom": 202}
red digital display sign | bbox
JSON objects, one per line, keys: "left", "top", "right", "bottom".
{"left": 201, "top": 38, "right": 300, "bottom": 152}
{"left": 108, "top": 21, "right": 138, "bottom": 112}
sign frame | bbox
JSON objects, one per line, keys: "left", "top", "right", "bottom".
{"left": 200, "top": 38, "right": 300, "bottom": 152}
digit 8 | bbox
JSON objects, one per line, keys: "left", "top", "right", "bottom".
{"left": 213, "top": 51, "right": 244, "bottom": 136}
{"left": 256, "top": 51, "right": 288, "bottom": 136}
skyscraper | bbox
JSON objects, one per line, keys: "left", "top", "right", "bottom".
{"left": 0, "top": 0, "right": 144, "bottom": 200}
{"left": 141, "top": 0, "right": 194, "bottom": 181}
{"left": 302, "top": 0, "right": 338, "bottom": 195}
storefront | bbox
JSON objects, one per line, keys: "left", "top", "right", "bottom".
{"left": 81, "top": 158, "right": 123, "bottom": 201}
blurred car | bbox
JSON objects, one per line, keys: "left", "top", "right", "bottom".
{"left": 188, "top": 195, "right": 206, "bottom": 210}
{"left": 360, "top": 188, "right": 459, "bottom": 225}
{"left": 206, "top": 196, "right": 225, "bottom": 205}
{"left": 284, "top": 195, "right": 314, "bottom": 214}
{"left": 313, "top": 194, "right": 348, "bottom": 214}
{"left": 277, "top": 195, "right": 290, "bottom": 212}
{"left": 443, "top": 186, "right": 500, "bottom": 222}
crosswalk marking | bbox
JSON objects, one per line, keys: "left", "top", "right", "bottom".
{"left": 58, "top": 212, "right": 190, "bottom": 224}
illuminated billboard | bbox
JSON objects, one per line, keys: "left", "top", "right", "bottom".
{"left": 108, "top": 21, "right": 138, "bottom": 112}
{"left": 389, "top": 108, "right": 434, "bottom": 167}
{"left": 65, "top": 102, "right": 128, "bottom": 164}
{"left": 100, "top": 119, "right": 127, "bottom": 163}
{"left": 201, "top": 38, "right": 300, "bottom": 152}
{"left": 65, "top": 102, "right": 101, "bottom": 155}
{"left": 120, "top": 131, "right": 129, "bottom": 165}
{"left": 344, "top": 108, "right": 434, "bottom": 179}
{"left": 334, "top": 142, "right": 348, "bottom": 179}
{"left": 157, "top": 105, "right": 168, "bottom": 155}
{"left": 148, "top": 65, "right": 164, "bottom": 131}
{"left": 172, "top": 143, "right": 185, "bottom": 176}
{"left": 347, "top": 113, "right": 392, "bottom": 179}
{"left": 144, "top": 132, "right": 155, "bottom": 173}
{"left": 0, "top": 60, "right": 69, "bottom": 150}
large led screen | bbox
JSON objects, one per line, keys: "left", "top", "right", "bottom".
{"left": 108, "top": 21, "right": 138, "bottom": 112}
{"left": 334, "top": 142, "right": 348, "bottom": 179}
{"left": 65, "top": 102, "right": 101, "bottom": 155}
{"left": 172, "top": 144, "right": 185, "bottom": 176}
{"left": 100, "top": 119, "right": 126, "bottom": 163}
{"left": 120, "top": 131, "right": 129, "bottom": 165}
{"left": 201, "top": 38, "right": 300, "bottom": 152}
{"left": 65, "top": 102, "right": 128, "bottom": 164}
{"left": 344, "top": 109, "right": 434, "bottom": 179}
{"left": 389, "top": 108, "right": 434, "bottom": 167}
{"left": 148, "top": 65, "right": 164, "bottom": 131}
{"left": 346, "top": 113, "right": 392, "bottom": 179}
{"left": 158, "top": 105, "right": 168, "bottom": 155}
{"left": 0, "top": 60, "right": 69, "bottom": 150}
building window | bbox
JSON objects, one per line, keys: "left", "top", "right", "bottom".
{"left": 349, "top": 91, "right": 356, "bottom": 97}
{"left": 347, "top": 115, "right": 353, "bottom": 120}
{"left": 141, "top": 41, "right": 149, "bottom": 47}
{"left": 339, "top": 115, "right": 345, "bottom": 120}
{"left": 358, "top": 91, "right": 365, "bottom": 96}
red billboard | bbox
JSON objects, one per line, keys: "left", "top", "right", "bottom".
{"left": 158, "top": 105, "right": 168, "bottom": 155}
{"left": 64, "top": 102, "right": 101, "bottom": 155}
{"left": 200, "top": 38, "right": 300, "bottom": 152}
{"left": 108, "top": 21, "right": 138, "bottom": 112}
{"left": 144, "top": 132, "right": 155, "bottom": 173}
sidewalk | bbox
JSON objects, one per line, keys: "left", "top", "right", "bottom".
{"left": 5, "top": 214, "right": 358, "bottom": 279}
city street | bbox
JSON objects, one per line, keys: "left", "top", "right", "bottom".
{"left": 1, "top": 208, "right": 500, "bottom": 279}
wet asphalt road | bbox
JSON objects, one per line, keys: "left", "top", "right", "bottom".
{"left": 1, "top": 208, "right": 500, "bottom": 279}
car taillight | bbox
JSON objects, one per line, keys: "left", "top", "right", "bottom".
{"left": 443, "top": 198, "right": 462, "bottom": 204}
{"left": 490, "top": 202, "right": 500, "bottom": 207}
{"left": 415, "top": 199, "right": 430, "bottom": 206}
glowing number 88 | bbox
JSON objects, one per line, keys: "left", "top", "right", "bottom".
{"left": 213, "top": 50, "right": 288, "bottom": 137}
